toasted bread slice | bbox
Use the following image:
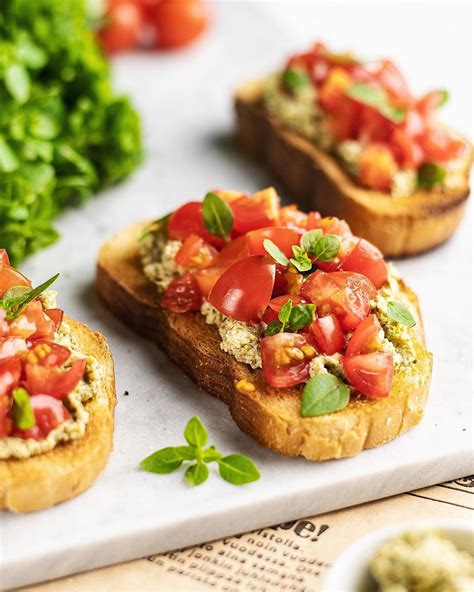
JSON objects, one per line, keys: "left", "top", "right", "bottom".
{"left": 96, "top": 222, "right": 432, "bottom": 461}
{"left": 234, "top": 79, "right": 472, "bottom": 257}
{"left": 0, "top": 319, "right": 116, "bottom": 513}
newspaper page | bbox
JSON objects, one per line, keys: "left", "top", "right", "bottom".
{"left": 17, "top": 476, "right": 473, "bottom": 592}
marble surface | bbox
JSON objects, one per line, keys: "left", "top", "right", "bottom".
{"left": 1, "top": 3, "right": 472, "bottom": 589}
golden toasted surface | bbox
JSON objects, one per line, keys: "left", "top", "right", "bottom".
{"left": 234, "top": 79, "right": 472, "bottom": 257}
{"left": 0, "top": 319, "right": 116, "bottom": 513}
{"left": 97, "top": 222, "right": 432, "bottom": 461}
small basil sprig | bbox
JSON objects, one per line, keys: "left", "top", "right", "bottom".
{"left": 265, "top": 299, "right": 316, "bottom": 336}
{"left": 140, "top": 416, "right": 260, "bottom": 487}
{"left": 300, "top": 373, "right": 350, "bottom": 417}
{"left": 139, "top": 212, "right": 171, "bottom": 241}
{"left": 346, "top": 84, "right": 406, "bottom": 123}
{"left": 306, "top": 233, "right": 341, "bottom": 262}
{"left": 282, "top": 68, "right": 310, "bottom": 92}
{"left": 12, "top": 387, "right": 35, "bottom": 430}
{"left": 0, "top": 273, "right": 59, "bottom": 320}
{"left": 202, "top": 192, "right": 233, "bottom": 240}
{"left": 417, "top": 163, "right": 446, "bottom": 190}
{"left": 386, "top": 301, "right": 416, "bottom": 328}
{"left": 263, "top": 239, "right": 289, "bottom": 266}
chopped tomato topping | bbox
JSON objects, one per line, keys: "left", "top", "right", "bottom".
{"left": 279, "top": 205, "right": 308, "bottom": 229}
{"left": 175, "top": 234, "right": 218, "bottom": 270}
{"left": 261, "top": 333, "right": 316, "bottom": 388}
{"left": 23, "top": 341, "right": 71, "bottom": 368}
{"left": 419, "top": 127, "right": 465, "bottom": 163}
{"left": 0, "top": 264, "right": 31, "bottom": 297}
{"left": 343, "top": 352, "right": 393, "bottom": 398}
{"left": 340, "top": 239, "right": 388, "bottom": 288}
{"left": 162, "top": 273, "right": 202, "bottom": 314}
{"left": 346, "top": 314, "right": 384, "bottom": 356}
{"left": 246, "top": 227, "right": 300, "bottom": 258}
{"left": 306, "top": 211, "right": 322, "bottom": 230}
{"left": 0, "top": 337, "right": 27, "bottom": 360}
{"left": 262, "top": 294, "right": 307, "bottom": 325}
{"left": 24, "top": 358, "right": 87, "bottom": 399}
{"left": 359, "top": 143, "right": 398, "bottom": 191}
{"left": 309, "top": 314, "right": 345, "bottom": 355}
{"left": 9, "top": 301, "right": 55, "bottom": 342}
{"left": 25, "top": 395, "right": 71, "bottom": 439}
{"left": 45, "top": 308, "right": 64, "bottom": 333}
{"left": 168, "top": 202, "right": 224, "bottom": 248}
{"left": 231, "top": 188, "right": 280, "bottom": 234}
{"left": 308, "top": 216, "right": 352, "bottom": 238}
{"left": 209, "top": 256, "right": 275, "bottom": 323}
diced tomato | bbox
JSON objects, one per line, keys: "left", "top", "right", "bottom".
{"left": 0, "top": 357, "right": 21, "bottom": 397}
{"left": 306, "top": 211, "right": 322, "bottom": 229}
{"left": 261, "top": 333, "right": 316, "bottom": 388}
{"left": 24, "top": 341, "right": 71, "bottom": 368}
{"left": 318, "top": 67, "right": 353, "bottom": 112}
{"left": 0, "top": 310, "right": 8, "bottom": 336}
{"left": 175, "top": 234, "right": 218, "bottom": 270}
{"left": 340, "top": 239, "right": 388, "bottom": 288}
{"left": 309, "top": 216, "right": 353, "bottom": 239}
{"left": 45, "top": 308, "right": 64, "bottom": 333}
{"left": 279, "top": 205, "right": 308, "bottom": 229}
{"left": 326, "top": 98, "right": 360, "bottom": 141}
{"left": 309, "top": 314, "right": 345, "bottom": 355}
{"left": 24, "top": 359, "right": 86, "bottom": 399}
{"left": 9, "top": 301, "right": 55, "bottom": 342}
{"left": 390, "top": 129, "right": 424, "bottom": 169}
{"left": 358, "top": 108, "right": 395, "bottom": 145}
{"left": 214, "top": 235, "right": 249, "bottom": 267}
{"left": 98, "top": 0, "right": 143, "bottom": 54}
{"left": 0, "top": 250, "right": 9, "bottom": 265}
{"left": 419, "top": 126, "right": 466, "bottom": 162}
{"left": 261, "top": 294, "right": 306, "bottom": 324}
{"left": 246, "top": 227, "right": 300, "bottom": 258}
{"left": 0, "top": 337, "right": 27, "bottom": 360}
{"left": 301, "top": 270, "right": 376, "bottom": 331}
{"left": 417, "top": 90, "right": 447, "bottom": 119}
{"left": 0, "top": 264, "right": 31, "bottom": 297}
{"left": 231, "top": 188, "right": 280, "bottom": 234}
{"left": 346, "top": 314, "right": 384, "bottom": 356}
{"left": 402, "top": 108, "right": 424, "bottom": 138}
{"left": 359, "top": 143, "right": 398, "bottom": 191}
{"left": 27, "top": 395, "right": 70, "bottom": 438}
{"left": 168, "top": 202, "right": 224, "bottom": 248}
{"left": 209, "top": 256, "right": 275, "bottom": 322}
{"left": 272, "top": 265, "right": 289, "bottom": 297}
{"left": 162, "top": 273, "right": 202, "bottom": 314}
{"left": 343, "top": 352, "right": 393, "bottom": 398}
{"left": 194, "top": 266, "right": 224, "bottom": 299}
{"left": 374, "top": 60, "right": 411, "bottom": 107}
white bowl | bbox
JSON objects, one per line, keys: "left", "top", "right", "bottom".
{"left": 322, "top": 518, "right": 474, "bottom": 592}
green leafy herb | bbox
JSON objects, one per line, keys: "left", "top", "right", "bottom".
{"left": 290, "top": 245, "right": 312, "bottom": 272}
{"left": 0, "top": 273, "right": 59, "bottom": 320}
{"left": 300, "top": 229, "right": 322, "bottom": 253}
{"left": 435, "top": 89, "right": 449, "bottom": 108}
{"left": 263, "top": 239, "right": 290, "bottom": 266}
{"left": 278, "top": 299, "right": 293, "bottom": 326}
{"left": 417, "top": 162, "right": 446, "bottom": 190}
{"left": 282, "top": 68, "right": 310, "bottom": 91}
{"left": 288, "top": 303, "right": 316, "bottom": 331}
{"left": 202, "top": 192, "right": 233, "bottom": 240}
{"left": 139, "top": 213, "right": 172, "bottom": 241}
{"left": 386, "top": 301, "right": 416, "bottom": 328}
{"left": 309, "top": 234, "right": 341, "bottom": 262}
{"left": 140, "top": 416, "right": 260, "bottom": 487}
{"left": 264, "top": 320, "right": 284, "bottom": 337}
{"left": 0, "top": 0, "right": 142, "bottom": 265}
{"left": 300, "top": 374, "right": 350, "bottom": 417}
{"left": 12, "top": 387, "right": 35, "bottom": 430}
{"left": 217, "top": 455, "right": 260, "bottom": 485}
{"left": 346, "top": 84, "right": 406, "bottom": 123}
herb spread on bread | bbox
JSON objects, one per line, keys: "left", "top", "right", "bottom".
{"left": 0, "top": 251, "right": 101, "bottom": 459}
{"left": 140, "top": 189, "right": 420, "bottom": 415}
{"left": 261, "top": 42, "right": 468, "bottom": 196}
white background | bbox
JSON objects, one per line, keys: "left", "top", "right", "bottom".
{"left": 2, "top": 2, "right": 472, "bottom": 588}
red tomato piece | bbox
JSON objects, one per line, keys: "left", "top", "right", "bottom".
{"left": 359, "top": 143, "right": 398, "bottom": 191}
{"left": 231, "top": 189, "right": 280, "bottom": 234}
{"left": 209, "top": 256, "right": 275, "bottom": 322}
{"left": 162, "top": 273, "right": 202, "bottom": 313}
{"left": 358, "top": 107, "right": 395, "bottom": 145}
{"left": 419, "top": 126, "right": 466, "bottom": 162}
{"left": 28, "top": 395, "right": 71, "bottom": 438}
{"left": 214, "top": 235, "right": 250, "bottom": 267}
{"left": 0, "top": 357, "right": 21, "bottom": 397}
{"left": 98, "top": 0, "right": 144, "bottom": 53}
{"left": 316, "top": 236, "right": 359, "bottom": 273}
{"left": 261, "top": 333, "right": 315, "bottom": 388}
{"left": 151, "top": 0, "right": 210, "bottom": 49}
{"left": 375, "top": 60, "right": 411, "bottom": 106}
{"left": 417, "top": 90, "right": 447, "bottom": 119}
{"left": 168, "top": 202, "right": 224, "bottom": 248}
{"left": 246, "top": 227, "right": 300, "bottom": 258}
{"left": 346, "top": 314, "right": 384, "bottom": 356}
{"left": 391, "top": 129, "right": 424, "bottom": 169}
{"left": 306, "top": 211, "right": 322, "bottom": 229}
{"left": 24, "top": 358, "right": 87, "bottom": 399}
{"left": 318, "top": 67, "right": 353, "bottom": 112}
{"left": 25, "top": 341, "right": 71, "bottom": 368}
{"left": 0, "top": 337, "right": 27, "bottom": 360}
{"left": 261, "top": 294, "right": 306, "bottom": 324}
{"left": 308, "top": 216, "right": 353, "bottom": 238}
{"left": 279, "top": 205, "right": 308, "bottom": 230}
{"left": 10, "top": 301, "right": 55, "bottom": 342}
{"left": 0, "top": 264, "right": 31, "bottom": 297}
{"left": 343, "top": 352, "right": 393, "bottom": 398}
{"left": 175, "top": 234, "right": 218, "bottom": 270}
{"left": 340, "top": 239, "right": 388, "bottom": 288}
{"left": 45, "top": 308, "right": 64, "bottom": 333}
{"left": 0, "top": 250, "right": 9, "bottom": 265}
{"left": 195, "top": 266, "right": 224, "bottom": 299}
{"left": 309, "top": 314, "right": 345, "bottom": 355}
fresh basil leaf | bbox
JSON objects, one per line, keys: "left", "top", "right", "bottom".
{"left": 263, "top": 239, "right": 289, "bottom": 266}
{"left": 217, "top": 455, "right": 261, "bottom": 485}
{"left": 202, "top": 192, "right": 233, "bottom": 239}
{"left": 175, "top": 445, "right": 198, "bottom": 461}
{"left": 346, "top": 84, "right": 406, "bottom": 123}
{"left": 300, "top": 374, "right": 350, "bottom": 417}
{"left": 12, "top": 387, "right": 35, "bottom": 430}
{"left": 310, "top": 234, "right": 341, "bottom": 262}
{"left": 202, "top": 445, "right": 223, "bottom": 463}
{"left": 0, "top": 135, "right": 19, "bottom": 173}
{"left": 140, "top": 447, "right": 188, "bottom": 474}
{"left": 282, "top": 68, "right": 310, "bottom": 91}
{"left": 5, "top": 64, "right": 31, "bottom": 104}
{"left": 417, "top": 163, "right": 446, "bottom": 190}
{"left": 184, "top": 416, "right": 208, "bottom": 448}
{"left": 300, "top": 229, "right": 322, "bottom": 253}
{"left": 185, "top": 462, "right": 209, "bottom": 486}
{"left": 139, "top": 213, "right": 171, "bottom": 241}
{"left": 278, "top": 299, "right": 293, "bottom": 325}
{"left": 290, "top": 245, "right": 312, "bottom": 272}
{"left": 386, "top": 301, "right": 416, "bottom": 328}
{"left": 0, "top": 273, "right": 59, "bottom": 320}
{"left": 436, "top": 89, "right": 449, "bottom": 108}
{"left": 264, "top": 320, "right": 284, "bottom": 337}
{"left": 288, "top": 304, "right": 316, "bottom": 332}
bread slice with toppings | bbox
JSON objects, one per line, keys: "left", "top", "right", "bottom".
{"left": 0, "top": 319, "right": 116, "bottom": 513}
{"left": 96, "top": 222, "right": 432, "bottom": 461}
{"left": 234, "top": 79, "right": 472, "bottom": 257}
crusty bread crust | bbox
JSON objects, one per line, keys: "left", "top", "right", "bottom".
{"left": 234, "top": 79, "right": 472, "bottom": 257}
{"left": 96, "top": 222, "right": 432, "bottom": 462}
{"left": 0, "top": 319, "right": 116, "bottom": 513}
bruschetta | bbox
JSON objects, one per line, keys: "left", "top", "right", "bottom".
{"left": 234, "top": 42, "right": 472, "bottom": 257}
{"left": 97, "top": 188, "right": 432, "bottom": 461}
{"left": 0, "top": 251, "right": 115, "bottom": 512}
